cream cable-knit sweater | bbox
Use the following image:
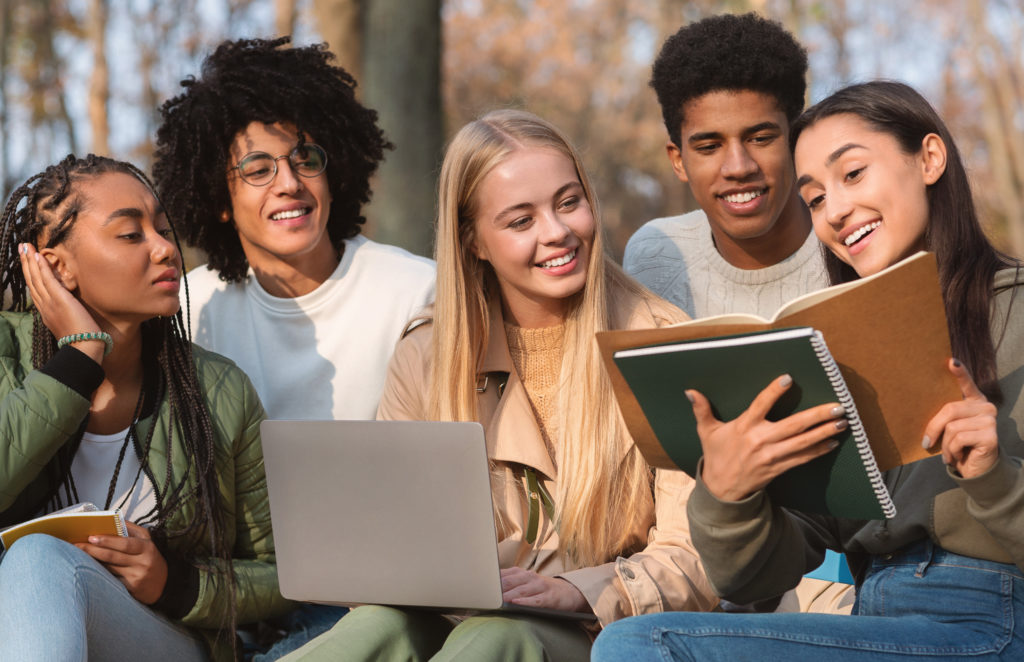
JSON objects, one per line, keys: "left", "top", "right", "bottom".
{"left": 623, "top": 209, "right": 827, "bottom": 319}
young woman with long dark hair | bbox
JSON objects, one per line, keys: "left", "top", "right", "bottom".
{"left": 593, "top": 80, "right": 1024, "bottom": 661}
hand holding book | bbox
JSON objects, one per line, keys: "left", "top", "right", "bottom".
{"left": 691, "top": 373, "right": 848, "bottom": 503}
{"left": 1, "top": 503, "right": 169, "bottom": 604}
{"left": 597, "top": 253, "right": 961, "bottom": 519}
{"left": 76, "top": 521, "right": 169, "bottom": 605}
{"left": 923, "top": 358, "right": 1000, "bottom": 480}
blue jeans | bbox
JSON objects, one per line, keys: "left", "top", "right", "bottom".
{"left": 247, "top": 603, "right": 349, "bottom": 661}
{"left": 0, "top": 533, "right": 208, "bottom": 661}
{"left": 593, "top": 541, "right": 1024, "bottom": 661}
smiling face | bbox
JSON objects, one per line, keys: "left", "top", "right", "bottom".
{"left": 470, "top": 146, "right": 595, "bottom": 327}
{"left": 225, "top": 121, "right": 335, "bottom": 278}
{"left": 45, "top": 171, "right": 182, "bottom": 325}
{"left": 795, "top": 113, "right": 946, "bottom": 277}
{"left": 669, "top": 89, "right": 809, "bottom": 268}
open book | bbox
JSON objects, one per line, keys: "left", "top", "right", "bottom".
{"left": 598, "top": 252, "right": 960, "bottom": 515}
{"left": 0, "top": 502, "right": 127, "bottom": 549}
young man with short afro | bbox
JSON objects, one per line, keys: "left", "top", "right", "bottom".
{"left": 624, "top": 13, "right": 850, "bottom": 614}
{"left": 624, "top": 12, "right": 825, "bottom": 320}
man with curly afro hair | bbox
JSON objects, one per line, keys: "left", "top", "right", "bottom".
{"left": 153, "top": 36, "right": 435, "bottom": 659}
{"left": 154, "top": 36, "right": 434, "bottom": 422}
{"left": 623, "top": 13, "right": 853, "bottom": 616}
{"left": 623, "top": 12, "right": 826, "bottom": 320}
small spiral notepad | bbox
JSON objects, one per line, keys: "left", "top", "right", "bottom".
{"left": 0, "top": 502, "right": 128, "bottom": 549}
{"left": 614, "top": 326, "right": 896, "bottom": 519}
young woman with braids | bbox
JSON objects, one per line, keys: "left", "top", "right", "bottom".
{"left": 0, "top": 154, "right": 291, "bottom": 661}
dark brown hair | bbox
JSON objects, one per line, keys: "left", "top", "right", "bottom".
{"left": 792, "top": 81, "right": 1018, "bottom": 400}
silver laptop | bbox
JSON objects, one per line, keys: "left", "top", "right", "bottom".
{"left": 260, "top": 419, "right": 595, "bottom": 621}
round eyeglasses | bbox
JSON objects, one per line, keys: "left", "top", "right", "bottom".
{"left": 229, "top": 144, "right": 328, "bottom": 187}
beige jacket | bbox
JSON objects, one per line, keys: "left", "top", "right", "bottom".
{"left": 376, "top": 295, "right": 718, "bottom": 627}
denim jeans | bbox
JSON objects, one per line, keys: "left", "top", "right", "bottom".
{"left": 0, "top": 533, "right": 208, "bottom": 661}
{"left": 593, "top": 541, "right": 1024, "bottom": 661}
{"left": 247, "top": 603, "right": 349, "bottom": 661}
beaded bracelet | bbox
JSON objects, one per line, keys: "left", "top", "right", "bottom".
{"left": 57, "top": 331, "right": 113, "bottom": 357}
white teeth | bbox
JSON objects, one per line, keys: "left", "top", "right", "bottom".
{"left": 539, "top": 249, "right": 575, "bottom": 269}
{"left": 271, "top": 208, "right": 309, "bottom": 221}
{"left": 844, "top": 221, "right": 882, "bottom": 246}
{"left": 723, "top": 190, "right": 764, "bottom": 204}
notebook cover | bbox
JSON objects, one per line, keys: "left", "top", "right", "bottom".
{"left": 613, "top": 328, "right": 885, "bottom": 519}
{"left": 0, "top": 510, "right": 126, "bottom": 549}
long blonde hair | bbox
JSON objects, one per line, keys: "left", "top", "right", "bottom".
{"left": 430, "top": 109, "right": 665, "bottom": 567}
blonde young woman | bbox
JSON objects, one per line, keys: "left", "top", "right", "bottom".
{"left": 284, "top": 111, "right": 718, "bottom": 660}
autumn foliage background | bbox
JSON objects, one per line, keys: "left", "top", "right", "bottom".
{"left": 1, "top": 0, "right": 1022, "bottom": 262}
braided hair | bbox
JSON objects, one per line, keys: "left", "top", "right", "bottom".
{"left": 153, "top": 35, "right": 392, "bottom": 282}
{"left": 0, "top": 153, "right": 236, "bottom": 632}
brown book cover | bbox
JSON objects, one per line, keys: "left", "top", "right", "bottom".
{"left": 599, "top": 251, "right": 960, "bottom": 473}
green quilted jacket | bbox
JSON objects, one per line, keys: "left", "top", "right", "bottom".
{"left": 0, "top": 312, "right": 293, "bottom": 660}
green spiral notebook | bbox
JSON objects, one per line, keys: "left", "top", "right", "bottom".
{"left": 613, "top": 327, "right": 893, "bottom": 519}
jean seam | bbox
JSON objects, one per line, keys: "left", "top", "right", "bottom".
{"left": 653, "top": 627, "right": 693, "bottom": 662}
{"left": 994, "top": 572, "right": 1013, "bottom": 654}
{"left": 658, "top": 625, "right": 1008, "bottom": 656}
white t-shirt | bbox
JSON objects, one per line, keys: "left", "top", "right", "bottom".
{"left": 185, "top": 235, "right": 436, "bottom": 420}
{"left": 71, "top": 428, "right": 157, "bottom": 524}
{"left": 623, "top": 210, "right": 828, "bottom": 319}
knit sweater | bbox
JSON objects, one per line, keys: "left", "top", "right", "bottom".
{"left": 622, "top": 210, "right": 827, "bottom": 318}
{"left": 504, "top": 322, "right": 565, "bottom": 464}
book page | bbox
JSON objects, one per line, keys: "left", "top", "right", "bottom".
{"left": 770, "top": 252, "right": 929, "bottom": 320}
{"left": 665, "top": 312, "right": 768, "bottom": 328}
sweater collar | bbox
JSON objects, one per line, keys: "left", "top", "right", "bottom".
{"left": 478, "top": 297, "right": 558, "bottom": 479}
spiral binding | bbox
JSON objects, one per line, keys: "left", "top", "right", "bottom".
{"left": 112, "top": 509, "right": 128, "bottom": 537}
{"left": 810, "top": 331, "right": 897, "bottom": 519}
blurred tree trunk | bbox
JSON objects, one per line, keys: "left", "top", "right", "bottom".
{"left": 822, "top": 0, "right": 850, "bottom": 83}
{"left": 967, "top": 0, "right": 1024, "bottom": 257}
{"left": 308, "top": 0, "right": 441, "bottom": 257}
{"left": 275, "top": 0, "right": 297, "bottom": 38}
{"left": 86, "top": 0, "right": 109, "bottom": 155}
{"left": 312, "top": 0, "right": 362, "bottom": 82}
{"left": 361, "top": 0, "right": 442, "bottom": 257}
{"left": 20, "top": 0, "right": 77, "bottom": 155}
{"left": 0, "top": 0, "right": 10, "bottom": 198}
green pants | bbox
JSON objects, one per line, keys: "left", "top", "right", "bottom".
{"left": 280, "top": 604, "right": 593, "bottom": 661}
